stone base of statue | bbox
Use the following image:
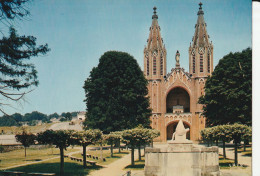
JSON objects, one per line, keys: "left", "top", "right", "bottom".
{"left": 144, "top": 120, "right": 220, "bottom": 176}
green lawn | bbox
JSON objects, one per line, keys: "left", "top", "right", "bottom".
{"left": 237, "top": 147, "right": 252, "bottom": 156}
{"left": 0, "top": 147, "right": 79, "bottom": 169}
{"left": 7, "top": 158, "right": 103, "bottom": 176}
{"left": 72, "top": 148, "right": 130, "bottom": 165}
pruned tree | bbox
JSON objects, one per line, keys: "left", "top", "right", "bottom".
{"left": 37, "top": 130, "right": 73, "bottom": 175}
{"left": 15, "top": 129, "right": 36, "bottom": 157}
{"left": 122, "top": 128, "right": 139, "bottom": 166}
{"left": 104, "top": 131, "right": 121, "bottom": 157}
{"left": 71, "top": 129, "right": 102, "bottom": 168}
{"left": 122, "top": 127, "right": 159, "bottom": 165}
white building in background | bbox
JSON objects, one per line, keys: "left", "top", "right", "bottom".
{"left": 77, "top": 111, "right": 86, "bottom": 121}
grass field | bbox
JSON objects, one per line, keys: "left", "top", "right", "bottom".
{"left": 0, "top": 123, "right": 53, "bottom": 134}
{"left": 0, "top": 147, "right": 79, "bottom": 169}
{"left": 6, "top": 157, "right": 103, "bottom": 176}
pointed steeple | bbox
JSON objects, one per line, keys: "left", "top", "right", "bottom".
{"left": 144, "top": 7, "right": 167, "bottom": 79}
{"left": 192, "top": 2, "right": 209, "bottom": 47}
{"left": 189, "top": 2, "right": 214, "bottom": 77}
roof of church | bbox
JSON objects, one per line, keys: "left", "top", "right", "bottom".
{"left": 191, "top": 2, "right": 211, "bottom": 48}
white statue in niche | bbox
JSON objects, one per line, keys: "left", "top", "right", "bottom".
{"left": 171, "top": 120, "right": 191, "bottom": 143}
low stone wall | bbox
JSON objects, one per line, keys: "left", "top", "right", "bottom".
{"left": 145, "top": 143, "right": 220, "bottom": 176}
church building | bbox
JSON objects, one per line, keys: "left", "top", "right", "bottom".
{"left": 144, "top": 3, "right": 214, "bottom": 142}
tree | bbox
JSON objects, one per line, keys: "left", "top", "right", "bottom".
{"left": 229, "top": 123, "right": 250, "bottom": 166}
{"left": 104, "top": 131, "right": 121, "bottom": 157}
{"left": 122, "top": 128, "right": 139, "bottom": 166}
{"left": 199, "top": 48, "right": 252, "bottom": 126}
{"left": 0, "top": 115, "right": 18, "bottom": 126}
{"left": 65, "top": 112, "right": 72, "bottom": 121}
{"left": 83, "top": 51, "right": 151, "bottom": 133}
{"left": 0, "top": 1, "right": 50, "bottom": 114}
{"left": 15, "top": 130, "right": 36, "bottom": 157}
{"left": 48, "top": 112, "right": 59, "bottom": 119}
{"left": 71, "top": 129, "right": 102, "bottom": 168}
{"left": 37, "top": 130, "right": 73, "bottom": 175}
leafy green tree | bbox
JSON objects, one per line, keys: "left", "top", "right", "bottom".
{"left": 105, "top": 131, "right": 122, "bottom": 157}
{"left": 0, "top": 1, "right": 50, "bottom": 115}
{"left": 71, "top": 129, "right": 102, "bottom": 168}
{"left": 12, "top": 113, "right": 23, "bottom": 122}
{"left": 0, "top": 115, "right": 18, "bottom": 126}
{"left": 229, "top": 123, "right": 250, "bottom": 166}
{"left": 15, "top": 130, "right": 36, "bottom": 157}
{"left": 199, "top": 48, "right": 252, "bottom": 126}
{"left": 83, "top": 51, "right": 151, "bottom": 133}
{"left": 48, "top": 112, "right": 59, "bottom": 119}
{"left": 242, "top": 126, "right": 251, "bottom": 152}
{"left": 65, "top": 112, "right": 72, "bottom": 121}
{"left": 122, "top": 128, "right": 139, "bottom": 166}
{"left": 23, "top": 111, "right": 48, "bottom": 122}
{"left": 37, "top": 130, "right": 73, "bottom": 175}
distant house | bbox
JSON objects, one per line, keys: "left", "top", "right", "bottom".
{"left": 77, "top": 112, "right": 86, "bottom": 121}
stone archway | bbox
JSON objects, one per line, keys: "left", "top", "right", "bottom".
{"left": 166, "top": 120, "right": 191, "bottom": 140}
{"left": 166, "top": 87, "right": 190, "bottom": 113}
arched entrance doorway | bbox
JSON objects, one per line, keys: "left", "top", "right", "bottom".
{"left": 166, "top": 87, "right": 190, "bottom": 113}
{"left": 167, "top": 120, "right": 190, "bottom": 140}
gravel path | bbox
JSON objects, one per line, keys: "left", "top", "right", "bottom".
{"left": 88, "top": 149, "right": 144, "bottom": 176}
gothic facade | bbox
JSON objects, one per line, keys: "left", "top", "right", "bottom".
{"left": 144, "top": 3, "right": 213, "bottom": 142}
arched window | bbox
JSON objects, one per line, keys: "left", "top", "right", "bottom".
{"left": 200, "top": 54, "right": 203, "bottom": 72}
{"left": 147, "top": 57, "right": 149, "bottom": 76}
{"left": 160, "top": 55, "right": 163, "bottom": 75}
{"left": 207, "top": 53, "right": 210, "bottom": 73}
{"left": 192, "top": 56, "right": 195, "bottom": 73}
{"left": 153, "top": 57, "right": 156, "bottom": 75}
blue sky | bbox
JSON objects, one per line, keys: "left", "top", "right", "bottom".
{"left": 2, "top": 0, "right": 251, "bottom": 115}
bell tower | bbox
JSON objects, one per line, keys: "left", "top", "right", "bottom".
{"left": 189, "top": 2, "right": 213, "bottom": 78}
{"left": 144, "top": 7, "right": 167, "bottom": 80}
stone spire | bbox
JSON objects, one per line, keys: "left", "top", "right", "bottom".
{"left": 189, "top": 2, "right": 214, "bottom": 77}
{"left": 192, "top": 2, "right": 209, "bottom": 47}
{"left": 144, "top": 7, "right": 167, "bottom": 79}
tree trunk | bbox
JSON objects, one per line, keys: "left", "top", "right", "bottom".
{"left": 234, "top": 142, "right": 238, "bottom": 166}
{"left": 59, "top": 147, "right": 64, "bottom": 176}
{"left": 243, "top": 139, "right": 248, "bottom": 152}
{"left": 83, "top": 143, "right": 87, "bottom": 168}
{"left": 131, "top": 147, "right": 135, "bottom": 166}
{"left": 216, "top": 140, "right": 219, "bottom": 146}
{"left": 138, "top": 145, "right": 141, "bottom": 161}
{"left": 100, "top": 143, "right": 103, "bottom": 161}
{"left": 144, "top": 145, "right": 146, "bottom": 156}
{"left": 118, "top": 141, "right": 121, "bottom": 153}
{"left": 24, "top": 146, "right": 27, "bottom": 157}
{"left": 223, "top": 140, "right": 226, "bottom": 159}
{"left": 110, "top": 143, "right": 113, "bottom": 157}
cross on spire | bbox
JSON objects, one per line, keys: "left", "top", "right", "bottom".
{"left": 199, "top": 2, "right": 203, "bottom": 9}
{"left": 153, "top": 7, "right": 157, "bottom": 15}
{"left": 152, "top": 6, "right": 158, "bottom": 19}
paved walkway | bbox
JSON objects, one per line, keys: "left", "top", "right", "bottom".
{"left": 88, "top": 150, "right": 144, "bottom": 176}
